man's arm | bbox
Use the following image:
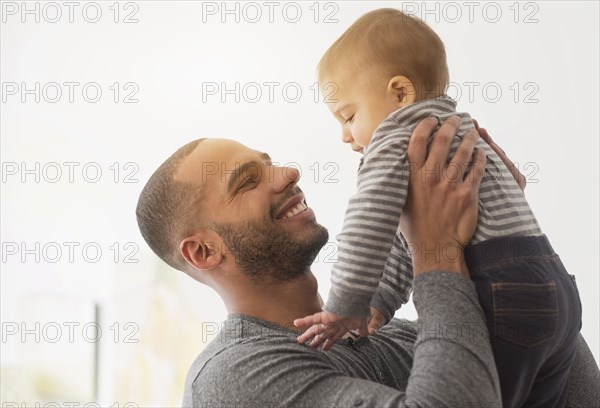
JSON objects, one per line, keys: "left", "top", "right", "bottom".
{"left": 566, "top": 333, "right": 600, "bottom": 406}
{"left": 474, "top": 119, "right": 527, "bottom": 191}
{"left": 400, "top": 117, "right": 484, "bottom": 275}
{"left": 402, "top": 116, "right": 502, "bottom": 403}
{"left": 188, "top": 118, "right": 501, "bottom": 407}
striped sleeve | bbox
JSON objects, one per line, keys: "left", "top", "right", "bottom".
{"left": 324, "top": 122, "right": 412, "bottom": 318}
{"left": 371, "top": 231, "right": 414, "bottom": 324}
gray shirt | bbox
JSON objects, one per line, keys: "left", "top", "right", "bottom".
{"left": 183, "top": 271, "right": 504, "bottom": 407}
{"left": 182, "top": 272, "right": 600, "bottom": 407}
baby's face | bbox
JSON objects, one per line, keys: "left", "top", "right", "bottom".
{"left": 325, "top": 75, "right": 400, "bottom": 154}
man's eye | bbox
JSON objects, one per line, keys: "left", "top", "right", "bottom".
{"left": 239, "top": 177, "right": 256, "bottom": 189}
{"left": 344, "top": 115, "right": 354, "bottom": 124}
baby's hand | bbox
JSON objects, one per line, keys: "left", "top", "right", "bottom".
{"left": 293, "top": 311, "right": 369, "bottom": 351}
{"left": 368, "top": 306, "right": 387, "bottom": 335}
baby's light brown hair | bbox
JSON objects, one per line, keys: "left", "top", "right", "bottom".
{"left": 318, "top": 8, "right": 449, "bottom": 101}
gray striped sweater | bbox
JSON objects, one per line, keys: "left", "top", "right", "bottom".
{"left": 324, "top": 95, "right": 543, "bottom": 321}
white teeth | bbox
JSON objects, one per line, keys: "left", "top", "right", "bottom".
{"left": 281, "top": 201, "right": 308, "bottom": 219}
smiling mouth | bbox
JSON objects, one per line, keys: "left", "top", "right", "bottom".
{"left": 279, "top": 201, "right": 308, "bottom": 220}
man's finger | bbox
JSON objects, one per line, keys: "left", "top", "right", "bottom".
{"left": 427, "top": 116, "right": 462, "bottom": 178}
{"left": 406, "top": 116, "right": 439, "bottom": 169}
{"left": 478, "top": 127, "right": 505, "bottom": 155}
{"left": 477, "top": 126, "right": 526, "bottom": 191}
{"left": 448, "top": 129, "right": 478, "bottom": 181}
{"left": 465, "top": 148, "right": 486, "bottom": 190}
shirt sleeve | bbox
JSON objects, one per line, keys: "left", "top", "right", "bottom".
{"left": 324, "top": 122, "right": 413, "bottom": 318}
{"left": 565, "top": 333, "right": 600, "bottom": 407}
{"left": 371, "top": 232, "right": 414, "bottom": 324}
{"left": 188, "top": 271, "right": 502, "bottom": 408}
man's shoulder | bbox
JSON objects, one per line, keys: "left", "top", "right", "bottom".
{"left": 181, "top": 317, "right": 329, "bottom": 407}
{"left": 184, "top": 330, "right": 297, "bottom": 379}
{"left": 181, "top": 317, "right": 421, "bottom": 407}
{"left": 181, "top": 336, "right": 230, "bottom": 407}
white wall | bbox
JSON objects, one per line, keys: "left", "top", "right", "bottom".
{"left": 2, "top": 1, "right": 598, "bottom": 405}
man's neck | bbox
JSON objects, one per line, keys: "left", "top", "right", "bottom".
{"left": 222, "top": 271, "right": 323, "bottom": 333}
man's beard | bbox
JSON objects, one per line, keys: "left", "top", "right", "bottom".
{"left": 213, "top": 216, "right": 328, "bottom": 284}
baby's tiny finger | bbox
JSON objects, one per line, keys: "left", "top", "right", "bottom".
{"left": 368, "top": 318, "right": 380, "bottom": 331}
{"left": 293, "top": 316, "right": 314, "bottom": 328}
{"left": 293, "top": 319, "right": 306, "bottom": 329}
{"left": 322, "top": 338, "right": 336, "bottom": 351}
{"left": 297, "top": 327, "right": 316, "bottom": 344}
{"left": 357, "top": 326, "right": 369, "bottom": 337}
{"left": 311, "top": 323, "right": 328, "bottom": 336}
{"left": 374, "top": 315, "right": 386, "bottom": 331}
{"left": 310, "top": 333, "right": 327, "bottom": 349}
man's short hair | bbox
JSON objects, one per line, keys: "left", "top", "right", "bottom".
{"left": 136, "top": 139, "right": 205, "bottom": 271}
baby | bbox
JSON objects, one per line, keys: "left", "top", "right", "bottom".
{"left": 294, "top": 9, "right": 582, "bottom": 408}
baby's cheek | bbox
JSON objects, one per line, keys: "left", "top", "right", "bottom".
{"left": 356, "top": 130, "right": 371, "bottom": 147}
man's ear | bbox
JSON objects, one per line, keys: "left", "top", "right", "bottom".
{"left": 180, "top": 230, "right": 223, "bottom": 271}
{"left": 387, "top": 76, "right": 417, "bottom": 106}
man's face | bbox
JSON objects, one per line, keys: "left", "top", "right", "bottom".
{"left": 176, "top": 138, "right": 329, "bottom": 282}
{"left": 325, "top": 74, "right": 400, "bottom": 153}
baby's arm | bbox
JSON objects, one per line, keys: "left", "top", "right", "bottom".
{"left": 294, "top": 122, "right": 413, "bottom": 350}
{"left": 324, "top": 122, "right": 412, "bottom": 319}
{"left": 371, "top": 232, "right": 414, "bottom": 325}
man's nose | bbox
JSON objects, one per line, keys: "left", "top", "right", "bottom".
{"left": 273, "top": 165, "right": 300, "bottom": 192}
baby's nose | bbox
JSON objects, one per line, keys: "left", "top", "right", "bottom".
{"left": 341, "top": 130, "right": 353, "bottom": 144}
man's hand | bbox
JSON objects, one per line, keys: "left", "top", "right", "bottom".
{"left": 399, "top": 116, "right": 486, "bottom": 277}
{"left": 474, "top": 119, "right": 526, "bottom": 191}
{"left": 294, "top": 311, "right": 369, "bottom": 351}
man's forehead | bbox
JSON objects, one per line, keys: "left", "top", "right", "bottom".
{"left": 174, "top": 138, "right": 265, "bottom": 185}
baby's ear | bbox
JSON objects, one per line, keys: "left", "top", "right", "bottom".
{"left": 387, "top": 76, "right": 417, "bottom": 106}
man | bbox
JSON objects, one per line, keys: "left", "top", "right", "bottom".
{"left": 136, "top": 118, "right": 599, "bottom": 407}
